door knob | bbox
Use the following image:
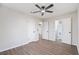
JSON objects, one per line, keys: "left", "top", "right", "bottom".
{"left": 33, "top": 31, "right": 36, "bottom": 33}
{"left": 69, "top": 32, "right": 71, "bottom": 33}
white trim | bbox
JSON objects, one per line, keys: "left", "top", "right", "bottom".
{"left": 77, "top": 44, "right": 79, "bottom": 54}
{"left": 0, "top": 40, "right": 38, "bottom": 52}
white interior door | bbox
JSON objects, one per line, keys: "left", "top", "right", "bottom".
{"left": 62, "top": 17, "right": 71, "bottom": 44}
{"left": 28, "top": 20, "right": 38, "bottom": 42}
{"left": 37, "top": 21, "right": 43, "bottom": 40}
{"left": 55, "top": 17, "right": 71, "bottom": 44}
{"left": 42, "top": 21, "right": 48, "bottom": 40}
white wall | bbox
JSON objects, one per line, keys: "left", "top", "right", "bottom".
{"left": 0, "top": 6, "right": 39, "bottom": 52}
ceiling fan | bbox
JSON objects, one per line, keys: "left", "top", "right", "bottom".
{"left": 31, "top": 4, "right": 54, "bottom": 16}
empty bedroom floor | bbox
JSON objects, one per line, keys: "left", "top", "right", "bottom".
{"left": 0, "top": 39, "right": 78, "bottom": 55}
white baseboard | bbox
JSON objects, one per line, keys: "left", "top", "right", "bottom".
{"left": 77, "top": 44, "right": 79, "bottom": 54}
{"left": 0, "top": 39, "right": 38, "bottom": 52}
{"left": 0, "top": 42, "right": 29, "bottom": 52}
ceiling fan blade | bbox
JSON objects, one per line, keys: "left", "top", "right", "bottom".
{"left": 46, "top": 10, "right": 53, "bottom": 13}
{"left": 31, "top": 11, "right": 41, "bottom": 13}
{"left": 46, "top": 4, "right": 54, "bottom": 9}
{"left": 35, "top": 4, "right": 41, "bottom": 9}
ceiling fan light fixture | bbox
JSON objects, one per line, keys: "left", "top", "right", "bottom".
{"left": 41, "top": 10, "right": 45, "bottom": 13}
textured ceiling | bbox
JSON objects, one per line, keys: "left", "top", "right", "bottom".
{"left": 1, "top": 3, "right": 79, "bottom": 18}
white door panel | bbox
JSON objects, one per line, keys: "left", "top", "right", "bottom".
{"left": 62, "top": 17, "right": 71, "bottom": 44}
{"left": 55, "top": 17, "right": 71, "bottom": 44}
{"left": 42, "top": 21, "right": 48, "bottom": 40}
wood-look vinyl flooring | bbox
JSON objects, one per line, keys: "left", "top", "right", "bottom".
{"left": 0, "top": 39, "right": 78, "bottom": 55}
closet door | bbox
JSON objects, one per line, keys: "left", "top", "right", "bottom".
{"left": 42, "top": 21, "right": 48, "bottom": 40}
{"left": 55, "top": 17, "right": 71, "bottom": 44}
{"left": 62, "top": 17, "right": 71, "bottom": 44}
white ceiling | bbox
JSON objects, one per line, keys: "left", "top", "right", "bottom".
{"left": 1, "top": 3, "right": 79, "bottom": 18}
